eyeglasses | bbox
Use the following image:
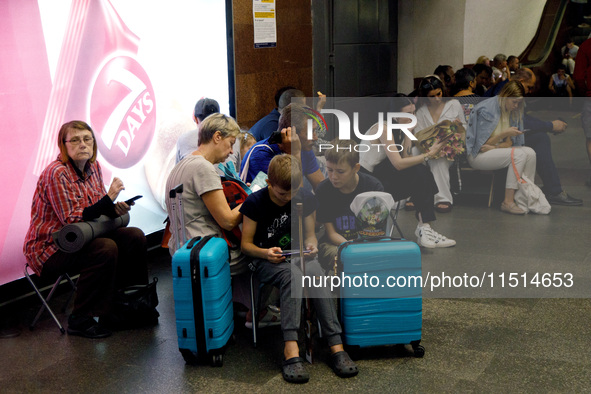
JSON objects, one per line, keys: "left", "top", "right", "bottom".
{"left": 65, "top": 136, "right": 94, "bottom": 146}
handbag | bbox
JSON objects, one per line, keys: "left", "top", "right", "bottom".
{"left": 106, "top": 277, "right": 160, "bottom": 330}
{"left": 511, "top": 148, "right": 551, "bottom": 215}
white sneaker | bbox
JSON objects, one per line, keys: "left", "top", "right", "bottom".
{"left": 415, "top": 224, "right": 456, "bottom": 248}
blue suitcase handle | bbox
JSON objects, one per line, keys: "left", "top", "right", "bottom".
{"left": 337, "top": 236, "right": 404, "bottom": 255}
{"left": 186, "top": 236, "right": 202, "bottom": 249}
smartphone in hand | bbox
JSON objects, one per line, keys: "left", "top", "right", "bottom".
{"left": 124, "top": 195, "right": 142, "bottom": 205}
{"left": 281, "top": 250, "right": 311, "bottom": 257}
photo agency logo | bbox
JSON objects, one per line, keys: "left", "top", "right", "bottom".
{"left": 307, "top": 108, "right": 418, "bottom": 152}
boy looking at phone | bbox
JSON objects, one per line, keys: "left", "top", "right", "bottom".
{"left": 240, "top": 154, "right": 358, "bottom": 384}
{"left": 315, "top": 139, "right": 384, "bottom": 272}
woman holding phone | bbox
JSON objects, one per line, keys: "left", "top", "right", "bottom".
{"left": 23, "top": 120, "right": 148, "bottom": 338}
{"left": 359, "top": 95, "right": 456, "bottom": 249}
{"left": 165, "top": 113, "right": 245, "bottom": 271}
{"left": 466, "top": 81, "right": 537, "bottom": 215}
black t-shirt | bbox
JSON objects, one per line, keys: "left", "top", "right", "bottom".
{"left": 315, "top": 172, "right": 384, "bottom": 240}
{"left": 240, "top": 187, "right": 318, "bottom": 250}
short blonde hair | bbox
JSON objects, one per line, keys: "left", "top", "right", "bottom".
{"left": 198, "top": 113, "right": 240, "bottom": 146}
{"left": 267, "top": 154, "right": 302, "bottom": 191}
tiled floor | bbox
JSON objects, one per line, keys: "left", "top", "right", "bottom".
{"left": 1, "top": 105, "right": 590, "bottom": 393}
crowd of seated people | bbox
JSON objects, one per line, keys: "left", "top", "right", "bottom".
{"left": 41, "top": 46, "right": 585, "bottom": 375}
{"left": 407, "top": 58, "right": 583, "bottom": 208}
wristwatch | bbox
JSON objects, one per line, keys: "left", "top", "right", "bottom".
{"left": 423, "top": 154, "right": 430, "bottom": 162}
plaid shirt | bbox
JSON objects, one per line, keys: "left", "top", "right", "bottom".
{"left": 23, "top": 156, "right": 107, "bottom": 275}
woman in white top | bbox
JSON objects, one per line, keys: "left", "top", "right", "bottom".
{"left": 414, "top": 75, "right": 467, "bottom": 213}
{"left": 359, "top": 95, "right": 455, "bottom": 249}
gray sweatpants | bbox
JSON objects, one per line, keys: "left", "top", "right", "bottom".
{"left": 252, "top": 256, "right": 343, "bottom": 347}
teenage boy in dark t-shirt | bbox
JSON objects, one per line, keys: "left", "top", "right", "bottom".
{"left": 240, "top": 154, "right": 357, "bottom": 384}
{"left": 315, "top": 139, "right": 384, "bottom": 272}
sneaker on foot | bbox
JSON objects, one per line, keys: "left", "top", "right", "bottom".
{"left": 415, "top": 224, "right": 456, "bottom": 248}
{"left": 415, "top": 224, "right": 436, "bottom": 248}
{"left": 430, "top": 228, "right": 456, "bottom": 248}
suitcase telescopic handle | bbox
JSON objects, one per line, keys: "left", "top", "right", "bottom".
{"left": 169, "top": 184, "right": 187, "bottom": 248}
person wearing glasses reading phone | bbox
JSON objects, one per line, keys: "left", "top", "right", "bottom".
{"left": 414, "top": 75, "right": 467, "bottom": 213}
{"left": 23, "top": 121, "right": 149, "bottom": 338}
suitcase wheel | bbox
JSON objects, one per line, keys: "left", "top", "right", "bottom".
{"left": 180, "top": 349, "right": 199, "bottom": 365}
{"left": 412, "top": 344, "right": 425, "bottom": 358}
{"left": 211, "top": 353, "right": 223, "bottom": 367}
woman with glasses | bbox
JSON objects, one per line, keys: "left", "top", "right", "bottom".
{"left": 415, "top": 75, "right": 467, "bottom": 213}
{"left": 23, "top": 120, "right": 148, "bottom": 338}
{"left": 466, "top": 81, "right": 537, "bottom": 215}
{"left": 359, "top": 95, "right": 456, "bottom": 248}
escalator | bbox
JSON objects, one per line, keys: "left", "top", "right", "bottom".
{"left": 519, "top": 0, "right": 590, "bottom": 95}
{"left": 520, "top": 0, "right": 568, "bottom": 69}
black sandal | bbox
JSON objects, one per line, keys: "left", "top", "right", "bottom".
{"left": 282, "top": 357, "right": 310, "bottom": 384}
{"left": 434, "top": 201, "right": 452, "bottom": 213}
{"left": 331, "top": 351, "right": 358, "bottom": 378}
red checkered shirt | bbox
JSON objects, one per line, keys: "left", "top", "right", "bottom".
{"left": 23, "top": 157, "right": 107, "bottom": 275}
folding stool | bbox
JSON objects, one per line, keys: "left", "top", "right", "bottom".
{"left": 24, "top": 263, "right": 77, "bottom": 334}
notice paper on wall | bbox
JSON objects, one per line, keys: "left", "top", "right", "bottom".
{"left": 253, "top": 0, "right": 276, "bottom": 48}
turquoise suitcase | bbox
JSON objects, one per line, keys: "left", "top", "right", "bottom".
{"left": 338, "top": 237, "right": 424, "bottom": 357}
{"left": 169, "top": 185, "right": 234, "bottom": 366}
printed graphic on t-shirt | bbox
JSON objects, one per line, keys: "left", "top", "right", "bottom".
{"left": 266, "top": 212, "right": 291, "bottom": 248}
{"left": 335, "top": 215, "right": 357, "bottom": 240}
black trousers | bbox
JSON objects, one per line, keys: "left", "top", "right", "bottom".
{"left": 367, "top": 160, "right": 438, "bottom": 223}
{"left": 524, "top": 131, "right": 562, "bottom": 196}
{"left": 42, "top": 227, "right": 148, "bottom": 317}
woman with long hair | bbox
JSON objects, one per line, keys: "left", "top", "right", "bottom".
{"left": 466, "top": 81, "right": 537, "bottom": 215}
{"left": 359, "top": 95, "right": 456, "bottom": 248}
{"left": 414, "top": 75, "right": 467, "bottom": 213}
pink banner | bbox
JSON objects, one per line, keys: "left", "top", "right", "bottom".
{"left": 0, "top": 0, "right": 231, "bottom": 286}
